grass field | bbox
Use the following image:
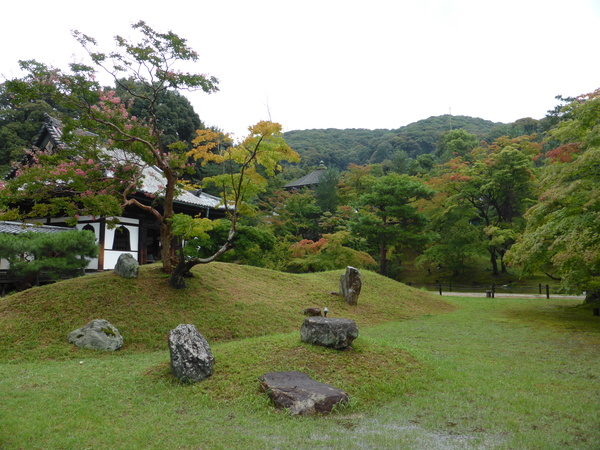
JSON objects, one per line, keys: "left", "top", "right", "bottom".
{"left": 0, "top": 263, "right": 598, "bottom": 448}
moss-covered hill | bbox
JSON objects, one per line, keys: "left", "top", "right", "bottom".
{"left": 0, "top": 262, "right": 453, "bottom": 361}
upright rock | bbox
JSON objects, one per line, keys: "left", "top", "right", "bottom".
{"left": 114, "top": 253, "right": 139, "bottom": 279}
{"left": 301, "top": 317, "right": 358, "bottom": 349}
{"left": 168, "top": 324, "right": 214, "bottom": 383}
{"left": 340, "top": 266, "right": 361, "bottom": 305}
{"left": 68, "top": 319, "right": 123, "bottom": 351}
{"left": 259, "top": 371, "right": 349, "bottom": 415}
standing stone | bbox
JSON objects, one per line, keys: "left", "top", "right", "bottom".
{"left": 114, "top": 253, "right": 139, "bottom": 279}
{"left": 301, "top": 317, "right": 358, "bottom": 349}
{"left": 340, "top": 266, "right": 361, "bottom": 305}
{"left": 68, "top": 319, "right": 123, "bottom": 351}
{"left": 168, "top": 324, "right": 214, "bottom": 383}
{"left": 259, "top": 371, "right": 349, "bottom": 415}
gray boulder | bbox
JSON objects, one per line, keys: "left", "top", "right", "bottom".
{"left": 340, "top": 266, "right": 361, "bottom": 305}
{"left": 168, "top": 324, "right": 214, "bottom": 383}
{"left": 68, "top": 319, "right": 123, "bottom": 351}
{"left": 114, "top": 253, "right": 139, "bottom": 279}
{"left": 259, "top": 371, "right": 349, "bottom": 415}
{"left": 300, "top": 317, "right": 358, "bottom": 349}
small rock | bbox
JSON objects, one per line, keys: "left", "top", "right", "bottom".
{"left": 114, "top": 253, "right": 139, "bottom": 279}
{"left": 300, "top": 317, "right": 358, "bottom": 349}
{"left": 68, "top": 319, "right": 123, "bottom": 351}
{"left": 259, "top": 371, "right": 349, "bottom": 415}
{"left": 302, "top": 307, "right": 322, "bottom": 317}
{"left": 168, "top": 324, "right": 214, "bottom": 383}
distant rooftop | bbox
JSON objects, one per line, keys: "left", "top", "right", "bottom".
{"left": 284, "top": 161, "right": 327, "bottom": 189}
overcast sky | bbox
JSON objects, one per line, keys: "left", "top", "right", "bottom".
{"left": 2, "top": 0, "right": 599, "bottom": 141}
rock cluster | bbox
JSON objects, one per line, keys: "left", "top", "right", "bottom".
{"left": 68, "top": 319, "right": 123, "bottom": 351}
{"left": 168, "top": 324, "right": 214, "bottom": 383}
{"left": 259, "top": 371, "right": 349, "bottom": 415}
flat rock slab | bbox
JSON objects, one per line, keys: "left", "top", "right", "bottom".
{"left": 301, "top": 317, "right": 358, "bottom": 349}
{"left": 259, "top": 371, "right": 349, "bottom": 415}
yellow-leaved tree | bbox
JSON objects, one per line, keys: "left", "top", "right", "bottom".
{"left": 169, "top": 121, "right": 299, "bottom": 288}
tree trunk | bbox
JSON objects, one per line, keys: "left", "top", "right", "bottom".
{"left": 160, "top": 171, "right": 177, "bottom": 274}
{"left": 500, "top": 253, "right": 508, "bottom": 273}
{"left": 489, "top": 248, "right": 499, "bottom": 275}
{"left": 169, "top": 261, "right": 193, "bottom": 289}
{"left": 584, "top": 288, "right": 600, "bottom": 304}
{"left": 379, "top": 244, "right": 388, "bottom": 276}
{"left": 168, "top": 223, "right": 237, "bottom": 289}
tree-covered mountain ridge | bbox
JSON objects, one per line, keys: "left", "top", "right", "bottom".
{"left": 283, "top": 114, "right": 537, "bottom": 170}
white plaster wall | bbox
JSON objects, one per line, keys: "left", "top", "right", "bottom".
{"left": 103, "top": 250, "right": 139, "bottom": 270}
{"left": 104, "top": 224, "right": 139, "bottom": 252}
{"left": 75, "top": 222, "right": 101, "bottom": 270}
{"left": 103, "top": 218, "right": 140, "bottom": 270}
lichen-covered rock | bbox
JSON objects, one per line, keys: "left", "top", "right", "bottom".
{"left": 68, "top": 319, "right": 123, "bottom": 351}
{"left": 300, "top": 317, "right": 358, "bottom": 349}
{"left": 168, "top": 324, "right": 214, "bottom": 383}
{"left": 114, "top": 253, "right": 139, "bottom": 279}
{"left": 340, "top": 266, "right": 361, "bottom": 305}
{"left": 259, "top": 371, "right": 349, "bottom": 415}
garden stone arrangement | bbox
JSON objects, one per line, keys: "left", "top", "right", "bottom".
{"left": 168, "top": 324, "right": 214, "bottom": 383}
{"left": 301, "top": 317, "right": 358, "bottom": 349}
{"left": 67, "top": 319, "right": 123, "bottom": 351}
{"left": 259, "top": 371, "right": 349, "bottom": 415}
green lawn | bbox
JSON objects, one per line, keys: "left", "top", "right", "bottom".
{"left": 0, "top": 265, "right": 598, "bottom": 448}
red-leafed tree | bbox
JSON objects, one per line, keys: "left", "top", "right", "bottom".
{"left": 0, "top": 22, "right": 299, "bottom": 287}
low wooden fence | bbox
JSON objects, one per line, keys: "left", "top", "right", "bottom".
{"left": 405, "top": 282, "right": 568, "bottom": 299}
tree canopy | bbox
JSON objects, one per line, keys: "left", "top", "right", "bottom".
{"left": 507, "top": 89, "right": 600, "bottom": 302}
{"left": 0, "top": 21, "right": 298, "bottom": 288}
{"left": 349, "top": 173, "right": 435, "bottom": 276}
{"left": 0, "top": 229, "right": 98, "bottom": 282}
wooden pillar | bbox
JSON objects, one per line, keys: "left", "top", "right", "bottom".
{"left": 98, "top": 218, "right": 106, "bottom": 271}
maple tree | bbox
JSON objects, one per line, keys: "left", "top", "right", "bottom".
{"left": 438, "top": 135, "right": 540, "bottom": 275}
{"left": 0, "top": 22, "right": 299, "bottom": 284}
{"left": 169, "top": 122, "right": 299, "bottom": 287}
{"left": 1, "top": 22, "right": 217, "bottom": 273}
{"left": 507, "top": 89, "right": 600, "bottom": 302}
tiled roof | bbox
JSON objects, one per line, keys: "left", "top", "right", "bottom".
{"left": 35, "top": 114, "right": 65, "bottom": 149}
{"left": 17, "top": 116, "right": 226, "bottom": 211}
{"left": 284, "top": 168, "right": 326, "bottom": 189}
{"left": 0, "top": 221, "right": 73, "bottom": 235}
{"left": 141, "top": 165, "right": 225, "bottom": 209}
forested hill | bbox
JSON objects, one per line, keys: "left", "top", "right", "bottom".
{"left": 283, "top": 115, "right": 505, "bottom": 170}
